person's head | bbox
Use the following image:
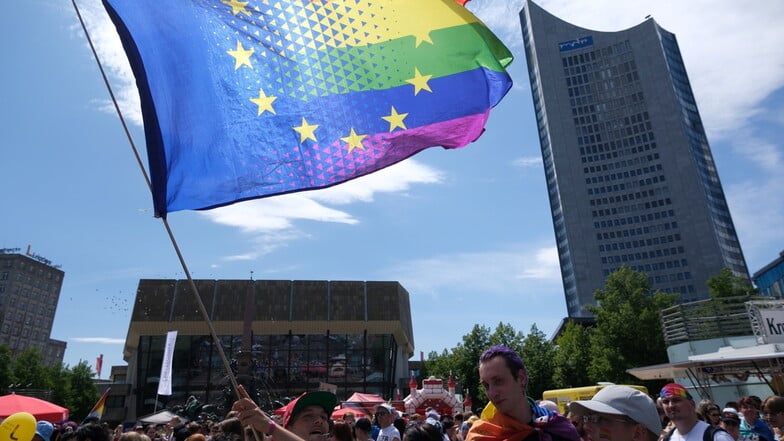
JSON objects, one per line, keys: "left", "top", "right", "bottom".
{"left": 738, "top": 396, "right": 762, "bottom": 423}
{"left": 442, "top": 420, "right": 457, "bottom": 440}
{"left": 353, "top": 418, "right": 372, "bottom": 440}
{"left": 720, "top": 408, "right": 741, "bottom": 439}
{"left": 658, "top": 383, "right": 697, "bottom": 426}
{"left": 478, "top": 345, "right": 528, "bottom": 418}
{"left": 374, "top": 404, "right": 396, "bottom": 429}
{"left": 75, "top": 423, "right": 110, "bottom": 441}
{"left": 341, "top": 411, "right": 356, "bottom": 426}
{"left": 330, "top": 421, "right": 353, "bottom": 441}
{"left": 762, "top": 396, "right": 784, "bottom": 429}
{"left": 402, "top": 424, "right": 442, "bottom": 441}
{"left": 34, "top": 422, "right": 54, "bottom": 441}
{"left": 698, "top": 401, "right": 721, "bottom": 426}
{"left": 569, "top": 385, "right": 661, "bottom": 441}
{"left": 281, "top": 391, "right": 338, "bottom": 441}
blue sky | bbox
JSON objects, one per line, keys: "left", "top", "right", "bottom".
{"left": 1, "top": 0, "right": 783, "bottom": 378}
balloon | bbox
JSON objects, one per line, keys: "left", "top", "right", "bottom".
{"left": 0, "top": 412, "right": 36, "bottom": 441}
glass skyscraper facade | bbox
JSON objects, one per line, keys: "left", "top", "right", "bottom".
{"left": 520, "top": 1, "right": 748, "bottom": 316}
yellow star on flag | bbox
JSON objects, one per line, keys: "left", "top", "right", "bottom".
{"left": 249, "top": 89, "right": 277, "bottom": 116}
{"left": 412, "top": 30, "right": 433, "bottom": 47}
{"left": 382, "top": 106, "right": 408, "bottom": 132}
{"left": 293, "top": 117, "right": 319, "bottom": 143}
{"left": 221, "top": 0, "right": 251, "bottom": 16}
{"left": 406, "top": 68, "right": 432, "bottom": 95}
{"left": 227, "top": 41, "right": 254, "bottom": 70}
{"left": 341, "top": 128, "right": 367, "bottom": 153}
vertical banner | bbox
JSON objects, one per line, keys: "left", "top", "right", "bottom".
{"left": 96, "top": 354, "right": 103, "bottom": 379}
{"left": 157, "top": 330, "right": 177, "bottom": 396}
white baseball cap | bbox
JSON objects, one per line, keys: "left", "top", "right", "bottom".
{"left": 569, "top": 385, "right": 662, "bottom": 436}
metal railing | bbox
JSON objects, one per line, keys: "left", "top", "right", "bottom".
{"left": 660, "top": 295, "right": 761, "bottom": 346}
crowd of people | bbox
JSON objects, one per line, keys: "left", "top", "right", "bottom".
{"left": 26, "top": 345, "right": 784, "bottom": 441}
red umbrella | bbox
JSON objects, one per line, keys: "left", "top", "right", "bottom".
{"left": 0, "top": 393, "right": 69, "bottom": 422}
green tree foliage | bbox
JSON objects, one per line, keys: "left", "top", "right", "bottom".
{"left": 12, "top": 348, "right": 51, "bottom": 391}
{"left": 0, "top": 344, "right": 98, "bottom": 419}
{"left": 551, "top": 321, "right": 591, "bottom": 388}
{"left": 707, "top": 267, "right": 757, "bottom": 298}
{"left": 520, "top": 324, "right": 557, "bottom": 399}
{"left": 587, "top": 267, "right": 675, "bottom": 385}
{"left": 67, "top": 361, "right": 100, "bottom": 422}
{"left": 0, "top": 345, "right": 13, "bottom": 395}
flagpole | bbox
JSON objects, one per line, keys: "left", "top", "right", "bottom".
{"left": 71, "top": 0, "right": 242, "bottom": 397}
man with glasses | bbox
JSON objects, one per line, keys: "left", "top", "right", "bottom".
{"left": 659, "top": 383, "right": 734, "bottom": 441}
{"left": 465, "top": 345, "right": 579, "bottom": 441}
{"left": 375, "top": 404, "right": 401, "bottom": 441}
{"left": 720, "top": 408, "right": 741, "bottom": 441}
{"left": 568, "top": 385, "right": 661, "bottom": 441}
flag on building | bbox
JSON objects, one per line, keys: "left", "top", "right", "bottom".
{"left": 85, "top": 387, "right": 111, "bottom": 422}
{"left": 96, "top": 354, "right": 103, "bottom": 379}
{"left": 102, "top": 0, "right": 513, "bottom": 217}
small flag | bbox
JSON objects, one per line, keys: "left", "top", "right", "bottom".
{"left": 85, "top": 387, "right": 111, "bottom": 423}
{"left": 103, "top": 0, "right": 513, "bottom": 217}
{"left": 95, "top": 354, "right": 103, "bottom": 379}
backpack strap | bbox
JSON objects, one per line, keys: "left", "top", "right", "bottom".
{"left": 704, "top": 426, "right": 729, "bottom": 441}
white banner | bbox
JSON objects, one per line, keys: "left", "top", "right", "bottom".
{"left": 158, "top": 331, "right": 178, "bottom": 396}
{"left": 758, "top": 309, "right": 784, "bottom": 344}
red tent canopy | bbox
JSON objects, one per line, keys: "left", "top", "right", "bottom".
{"left": 0, "top": 394, "right": 69, "bottom": 422}
{"left": 331, "top": 407, "right": 369, "bottom": 419}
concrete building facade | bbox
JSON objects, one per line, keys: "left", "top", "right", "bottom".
{"left": 122, "top": 279, "right": 414, "bottom": 422}
{"left": 0, "top": 248, "right": 66, "bottom": 366}
{"left": 520, "top": 1, "right": 748, "bottom": 316}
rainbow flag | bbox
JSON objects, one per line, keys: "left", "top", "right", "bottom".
{"left": 103, "top": 0, "right": 513, "bottom": 217}
{"left": 84, "top": 387, "right": 111, "bottom": 422}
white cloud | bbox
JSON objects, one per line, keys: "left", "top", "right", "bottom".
{"left": 71, "top": 337, "right": 125, "bottom": 344}
{"left": 383, "top": 244, "right": 562, "bottom": 300}
{"left": 513, "top": 156, "right": 542, "bottom": 168}
{"left": 470, "top": 0, "right": 784, "bottom": 140}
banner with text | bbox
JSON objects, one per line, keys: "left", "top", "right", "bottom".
{"left": 158, "top": 330, "right": 178, "bottom": 396}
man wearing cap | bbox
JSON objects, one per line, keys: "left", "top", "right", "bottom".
{"left": 374, "top": 404, "right": 400, "bottom": 441}
{"left": 233, "top": 385, "right": 337, "bottom": 441}
{"left": 719, "top": 408, "right": 741, "bottom": 441}
{"left": 568, "top": 385, "right": 661, "bottom": 441}
{"left": 659, "top": 383, "right": 734, "bottom": 441}
{"left": 466, "top": 345, "right": 579, "bottom": 441}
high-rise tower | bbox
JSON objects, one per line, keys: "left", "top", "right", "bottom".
{"left": 520, "top": 1, "right": 748, "bottom": 316}
{"left": 0, "top": 247, "right": 66, "bottom": 366}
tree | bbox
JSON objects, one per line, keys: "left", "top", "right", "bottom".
{"left": 552, "top": 321, "right": 592, "bottom": 388}
{"left": 11, "top": 347, "right": 50, "bottom": 391}
{"left": 519, "top": 324, "right": 556, "bottom": 400}
{"left": 0, "top": 345, "right": 13, "bottom": 395}
{"left": 587, "top": 267, "right": 675, "bottom": 385}
{"left": 707, "top": 267, "right": 758, "bottom": 298}
{"left": 67, "top": 361, "right": 99, "bottom": 422}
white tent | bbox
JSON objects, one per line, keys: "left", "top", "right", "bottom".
{"left": 137, "top": 410, "right": 182, "bottom": 424}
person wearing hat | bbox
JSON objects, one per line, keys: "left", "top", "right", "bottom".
{"left": 465, "top": 345, "right": 579, "bottom": 441}
{"left": 233, "top": 385, "right": 337, "bottom": 441}
{"left": 719, "top": 408, "right": 741, "bottom": 441}
{"left": 567, "top": 385, "right": 661, "bottom": 441}
{"left": 374, "top": 404, "right": 400, "bottom": 441}
{"left": 659, "top": 383, "right": 734, "bottom": 441}
{"left": 33, "top": 421, "right": 54, "bottom": 441}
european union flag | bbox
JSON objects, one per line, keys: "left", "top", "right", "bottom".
{"left": 103, "top": 0, "right": 513, "bottom": 217}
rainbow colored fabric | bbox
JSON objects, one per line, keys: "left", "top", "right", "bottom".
{"left": 659, "top": 383, "right": 692, "bottom": 400}
{"left": 103, "top": 0, "right": 513, "bottom": 216}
